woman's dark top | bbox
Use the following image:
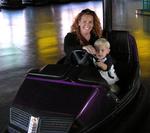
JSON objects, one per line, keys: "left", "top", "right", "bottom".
{"left": 64, "top": 32, "right": 99, "bottom": 55}
{"left": 57, "top": 32, "right": 99, "bottom": 64}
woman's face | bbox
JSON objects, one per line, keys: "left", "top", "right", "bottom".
{"left": 78, "top": 14, "right": 94, "bottom": 35}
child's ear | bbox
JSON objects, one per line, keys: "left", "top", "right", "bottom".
{"left": 107, "top": 48, "right": 110, "bottom": 54}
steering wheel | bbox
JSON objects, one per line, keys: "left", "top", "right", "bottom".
{"left": 71, "top": 50, "right": 96, "bottom": 65}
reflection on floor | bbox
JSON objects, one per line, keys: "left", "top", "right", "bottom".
{"left": 0, "top": 0, "right": 150, "bottom": 132}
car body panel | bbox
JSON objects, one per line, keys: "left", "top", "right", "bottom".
{"left": 7, "top": 30, "right": 141, "bottom": 133}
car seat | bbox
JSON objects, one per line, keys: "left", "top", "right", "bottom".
{"left": 107, "top": 30, "right": 139, "bottom": 96}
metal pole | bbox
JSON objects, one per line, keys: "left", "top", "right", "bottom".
{"left": 103, "top": 0, "right": 112, "bottom": 34}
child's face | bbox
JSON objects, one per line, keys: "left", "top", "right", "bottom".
{"left": 95, "top": 44, "right": 110, "bottom": 60}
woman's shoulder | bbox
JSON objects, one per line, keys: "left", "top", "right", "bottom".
{"left": 65, "top": 32, "right": 78, "bottom": 41}
{"left": 66, "top": 32, "right": 77, "bottom": 37}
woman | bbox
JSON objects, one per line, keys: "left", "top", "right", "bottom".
{"left": 64, "top": 8, "right": 103, "bottom": 56}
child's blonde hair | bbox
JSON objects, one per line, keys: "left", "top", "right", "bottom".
{"left": 94, "top": 38, "right": 110, "bottom": 49}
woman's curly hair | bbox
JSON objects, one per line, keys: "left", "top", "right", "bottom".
{"left": 71, "top": 8, "right": 102, "bottom": 43}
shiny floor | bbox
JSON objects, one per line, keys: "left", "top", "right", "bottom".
{"left": 0, "top": 0, "right": 150, "bottom": 132}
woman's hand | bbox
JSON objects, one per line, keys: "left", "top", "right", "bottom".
{"left": 82, "top": 45, "right": 96, "bottom": 55}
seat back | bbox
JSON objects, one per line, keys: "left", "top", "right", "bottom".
{"left": 107, "top": 31, "right": 136, "bottom": 93}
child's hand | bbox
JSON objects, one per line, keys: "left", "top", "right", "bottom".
{"left": 96, "top": 61, "right": 107, "bottom": 71}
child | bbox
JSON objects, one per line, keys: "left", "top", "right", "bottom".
{"left": 93, "top": 38, "right": 119, "bottom": 93}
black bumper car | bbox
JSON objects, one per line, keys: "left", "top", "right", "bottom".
{"left": 7, "top": 30, "right": 141, "bottom": 133}
{"left": 0, "top": 0, "right": 25, "bottom": 9}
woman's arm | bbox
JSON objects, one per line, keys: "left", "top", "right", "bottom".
{"left": 64, "top": 33, "right": 82, "bottom": 55}
{"left": 64, "top": 32, "right": 97, "bottom": 55}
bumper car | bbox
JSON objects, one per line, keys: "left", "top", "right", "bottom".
{"left": 22, "top": 0, "right": 49, "bottom": 6}
{"left": 22, "top": 0, "right": 91, "bottom": 6}
{"left": 7, "top": 30, "right": 141, "bottom": 133}
{"left": 0, "top": 0, "right": 25, "bottom": 9}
